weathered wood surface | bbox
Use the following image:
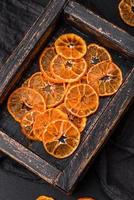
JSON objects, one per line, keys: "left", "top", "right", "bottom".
{"left": 0, "top": 0, "right": 68, "bottom": 104}
{"left": 56, "top": 68, "right": 134, "bottom": 193}
{"left": 64, "top": 1, "right": 134, "bottom": 58}
{"left": 0, "top": 130, "right": 61, "bottom": 184}
{"left": 0, "top": 0, "right": 133, "bottom": 194}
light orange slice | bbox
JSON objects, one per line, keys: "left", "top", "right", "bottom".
{"left": 7, "top": 87, "right": 46, "bottom": 122}
{"left": 87, "top": 61, "right": 123, "bottom": 96}
{"left": 28, "top": 72, "right": 67, "bottom": 108}
{"left": 119, "top": 0, "right": 134, "bottom": 26}
{"left": 55, "top": 33, "right": 87, "bottom": 59}
{"left": 84, "top": 43, "right": 112, "bottom": 72}
{"left": 42, "top": 119, "right": 80, "bottom": 159}
{"left": 36, "top": 195, "right": 54, "bottom": 200}
{"left": 50, "top": 55, "right": 87, "bottom": 83}
{"left": 65, "top": 84, "right": 99, "bottom": 118}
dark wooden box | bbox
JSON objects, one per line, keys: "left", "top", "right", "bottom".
{"left": 0, "top": 0, "right": 134, "bottom": 194}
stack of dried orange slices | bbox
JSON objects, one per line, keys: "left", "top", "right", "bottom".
{"left": 7, "top": 33, "right": 123, "bottom": 159}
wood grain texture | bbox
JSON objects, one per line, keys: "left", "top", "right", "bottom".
{"left": 0, "top": 0, "right": 68, "bottom": 104}
{"left": 0, "top": 0, "right": 133, "bottom": 194}
{"left": 56, "top": 68, "right": 134, "bottom": 193}
{"left": 0, "top": 130, "right": 60, "bottom": 184}
{"left": 64, "top": 1, "right": 134, "bottom": 58}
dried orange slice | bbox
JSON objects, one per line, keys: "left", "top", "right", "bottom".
{"left": 7, "top": 87, "right": 46, "bottom": 122}
{"left": 84, "top": 43, "right": 112, "bottom": 72}
{"left": 55, "top": 33, "right": 87, "bottom": 59}
{"left": 28, "top": 72, "right": 67, "bottom": 108}
{"left": 43, "top": 119, "right": 80, "bottom": 159}
{"left": 21, "top": 110, "right": 40, "bottom": 140}
{"left": 39, "top": 47, "right": 61, "bottom": 83}
{"left": 119, "top": 0, "right": 134, "bottom": 26}
{"left": 57, "top": 103, "right": 87, "bottom": 132}
{"left": 36, "top": 195, "right": 54, "bottom": 200}
{"left": 33, "top": 108, "right": 68, "bottom": 141}
{"left": 50, "top": 55, "right": 87, "bottom": 83}
{"left": 65, "top": 84, "right": 99, "bottom": 118}
{"left": 87, "top": 61, "right": 123, "bottom": 96}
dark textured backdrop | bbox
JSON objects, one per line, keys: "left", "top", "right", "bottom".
{"left": 0, "top": 1, "right": 134, "bottom": 200}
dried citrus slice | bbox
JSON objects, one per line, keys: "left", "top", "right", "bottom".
{"left": 28, "top": 72, "right": 67, "bottom": 108}
{"left": 39, "top": 47, "right": 61, "bottom": 83}
{"left": 21, "top": 110, "right": 40, "bottom": 140}
{"left": 33, "top": 108, "right": 68, "bottom": 141}
{"left": 87, "top": 61, "right": 123, "bottom": 96}
{"left": 65, "top": 84, "right": 99, "bottom": 118}
{"left": 57, "top": 103, "right": 87, "bottom": 132}
{"left": 36, "top": 195, "right": 54, "bottom": 200}
{"left": 84, "top": 43, "right": 112, "bottom": 72}
{"left": 7, "top": 87, "right": 46, "bottom": 122}
{"left": 43, "top": 119, "right": 80, "bottom": 159}
{"left": 50, "top": 55, "right": 87, "bottom": 83}
{"left": 119, "top": 0, "right": 134, "bottom": 26}
{"left": 55, "top": 33, "right": 87, "bottom": 59}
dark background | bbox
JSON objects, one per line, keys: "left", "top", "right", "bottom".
{"left": 0, "top": 1, "right": 134, "bottom": 200}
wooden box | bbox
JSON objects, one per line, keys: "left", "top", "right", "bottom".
{"left": 0, "top": 0, "right": 134, "bottom": 194}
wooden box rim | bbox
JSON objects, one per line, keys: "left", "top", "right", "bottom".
{"left": 0, "top": 0, "right": 133, "bottom": 194}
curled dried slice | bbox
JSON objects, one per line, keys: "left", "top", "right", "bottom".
{"left": 39, "top": 47, "right": 60, "bottom": 83}
{"left": 28, "top": 72, "right": 67, "bottom": 108}
{"left": 33, "top": 108, "right": 68, "bottom": 141}
{"left": 55, "top": 33, "right": 87, "bottom": 59}
{"left": 50, "top": 55, "right": 87, "bottom": 83}
{"left": 119, "top": 0, "right": 134, "bottom": 26}
{"left": 84, "top": 43, "right": 112, "bottom": 72}
{"left": 87, "top": 61, "right": 123, "bottom": 96}
{"left": 21, "top": 110, "right": 40, "bottom": 140}
{"left": 43, "top": 120, "right": 80, "bottom": 159}
{"left": 65, "top": 84, "right": 99, "bottom": 118}
{"left": 7, "top": 87, "right": 46, "bottom": 122}
{"left": 57, "top": 103, "right": 87, "bottom": 132}
{"left": 36, "top": 195, "right": 54, "bottom": 200}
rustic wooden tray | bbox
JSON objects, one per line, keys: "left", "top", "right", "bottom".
{"left": 0, "top": 0, "right": 134, "bottom": 194}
